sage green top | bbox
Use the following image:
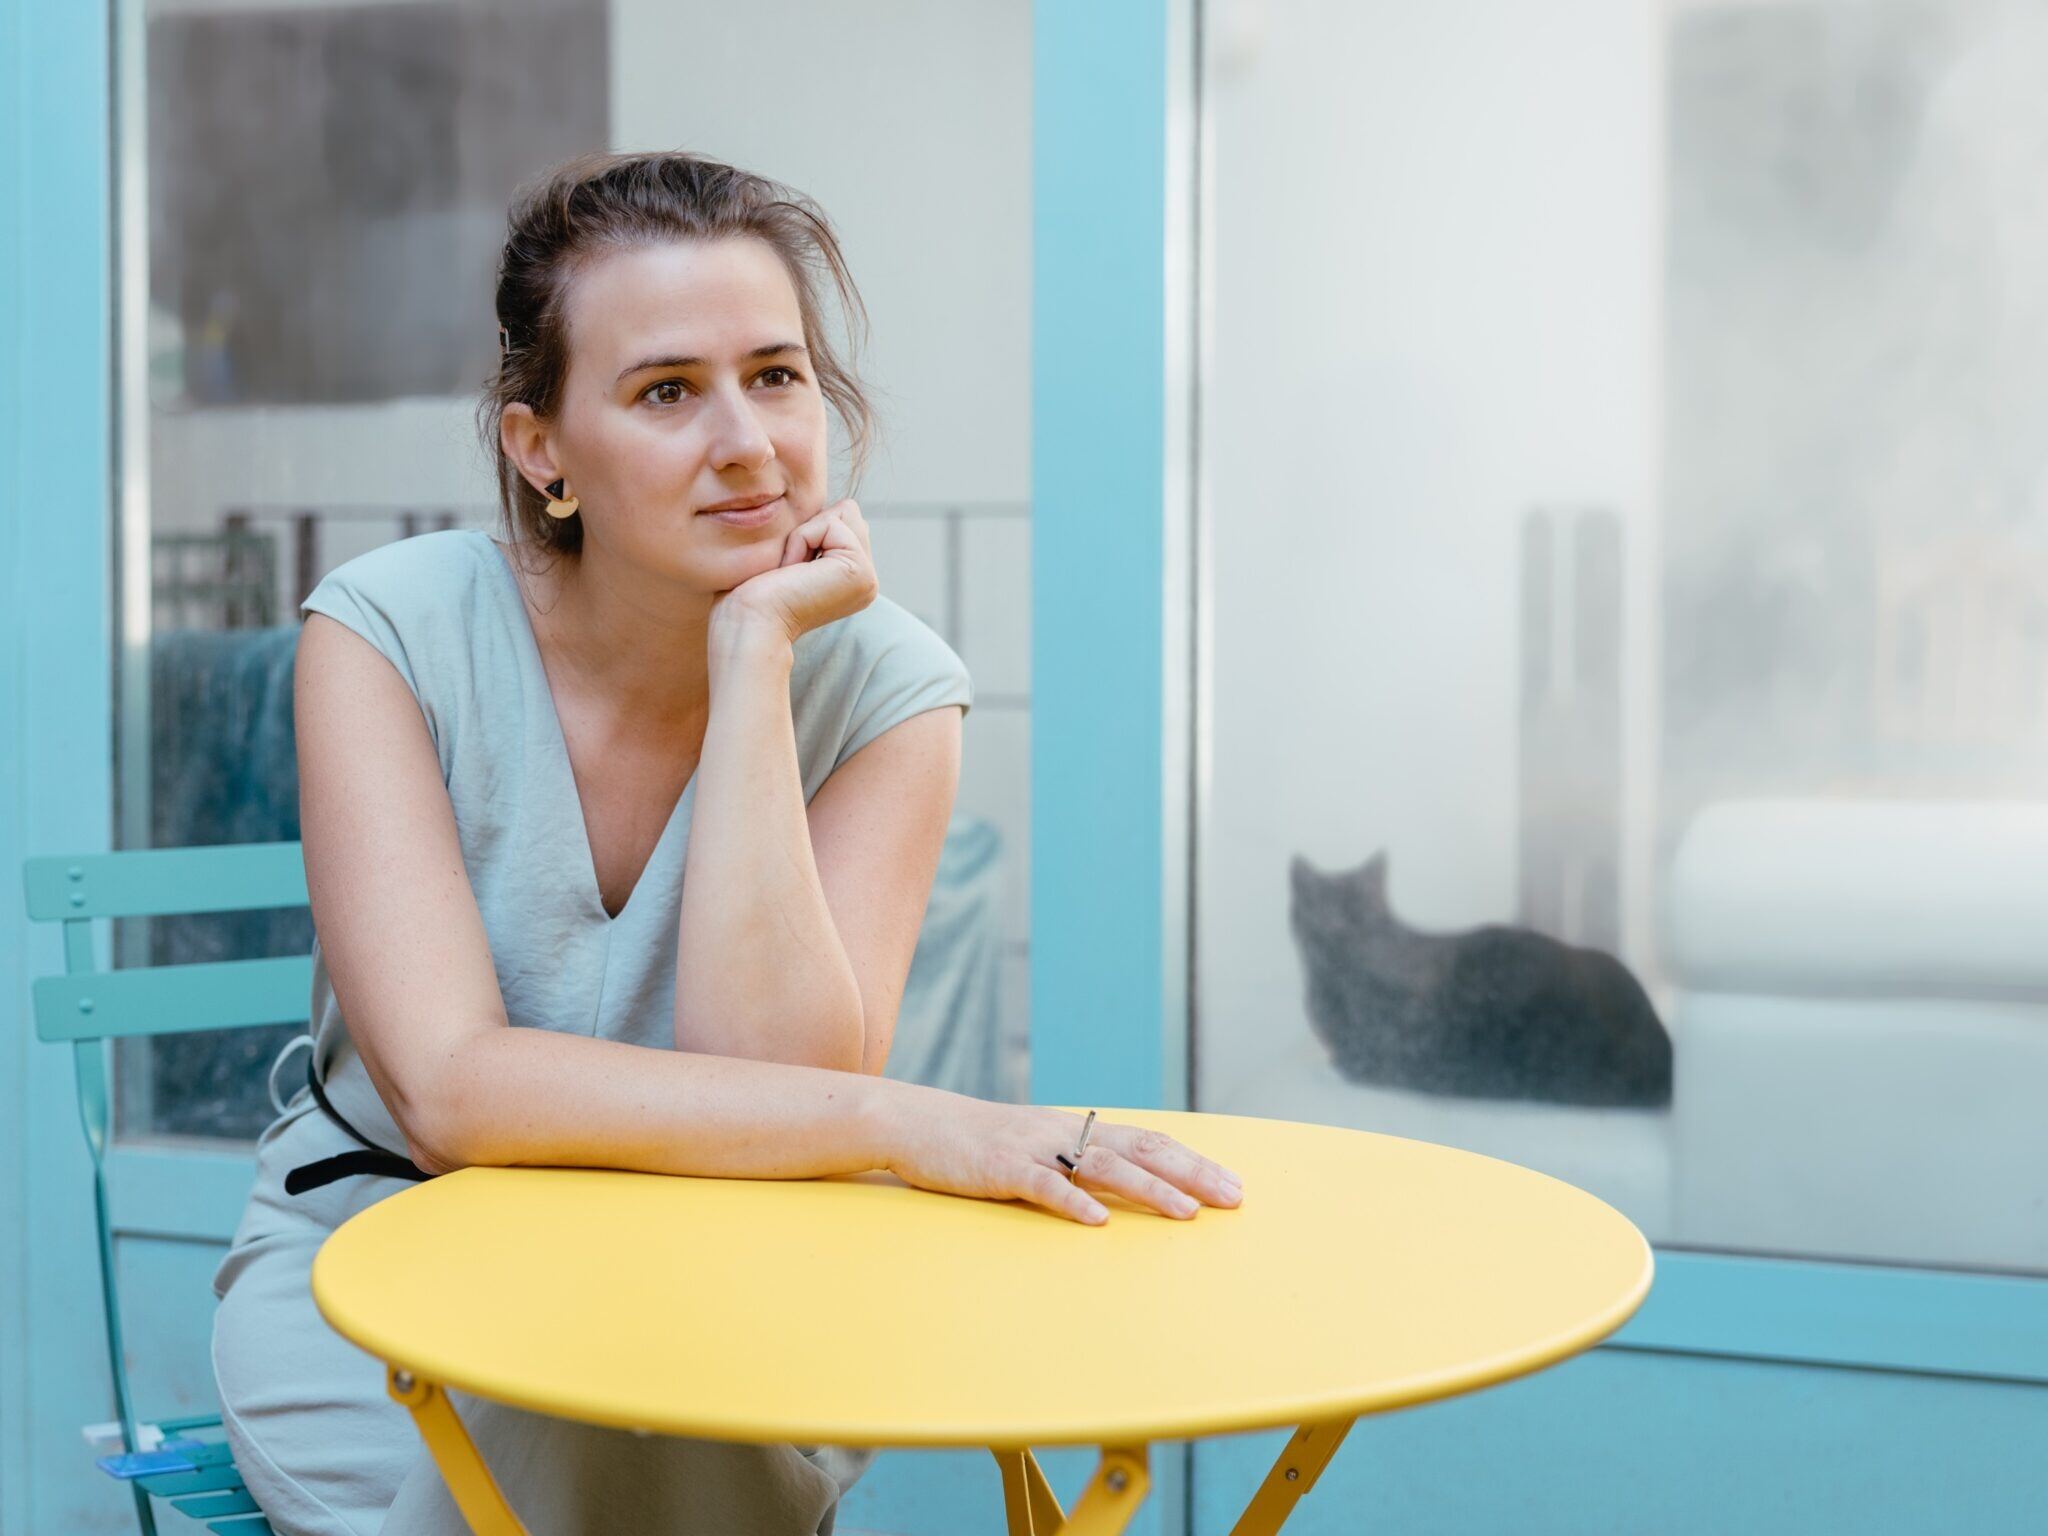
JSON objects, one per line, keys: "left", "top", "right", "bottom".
{"left": 298, "top": 528, "right": 972, "bottom": 1154}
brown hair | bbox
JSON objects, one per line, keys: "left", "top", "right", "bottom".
{"left": 479, "top": 150, "right": 876, "bottom": 557}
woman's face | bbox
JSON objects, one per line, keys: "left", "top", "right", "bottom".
{"left": 510, "top": 236, "right": 829, "bottom": 593}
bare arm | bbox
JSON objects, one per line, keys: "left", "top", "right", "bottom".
{"left": 672, "top": 620, "right": 861, "bottom": 1069}
{"left": 295, "top": 612, "right": 899, "bottom": 1179}
{"left": 675, "top": 613, "right": 963, "bottom": 1074}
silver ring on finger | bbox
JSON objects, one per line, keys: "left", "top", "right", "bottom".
{"left": 1054, "top": 1110, "right": 1097, "bottom": 1182}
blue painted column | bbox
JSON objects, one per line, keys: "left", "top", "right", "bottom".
{"left": 1032, "top": 0, "right": 1193, "bottom": 1120}
{"left": 1, "top": 0, "right": 119, "bottom": 1529}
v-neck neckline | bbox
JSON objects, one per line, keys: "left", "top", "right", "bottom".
{"left": 477, "top": 532, "right": 698, "bottom": 926}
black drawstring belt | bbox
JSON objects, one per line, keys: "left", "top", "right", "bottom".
{"left": 284, "top": 1057, "right": 432, "bottom": 1195}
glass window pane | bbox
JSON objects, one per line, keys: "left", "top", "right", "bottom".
{"left": 114, "top": 0, "right": 1032, "bottom": 1140}
{"left": 1197, "top": 0, "right": 2048, "bottom": 1274}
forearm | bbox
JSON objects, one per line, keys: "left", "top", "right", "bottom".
{"left": 408, "top": 1023, "right": 916, "bottom": 1179}
{"left": 675, "top": 621, "right": 863, "bottom": 1068}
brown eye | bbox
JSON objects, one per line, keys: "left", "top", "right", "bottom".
{"left": 759, "top": 366, "right": 797, "bottom": 387}
{"left": 646, "top": 380, "right": 686, "bottom": 405}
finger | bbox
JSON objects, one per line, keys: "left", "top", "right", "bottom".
{"left": 1022, "top": 1162, "right": 1109, "bottom": 1226}
{"left": 1103, "top": 1125, "right": 1244, "bottom": 1207}
{"left": 779, "top": 511, "right": 832, "bottom": 569}
{"left": 836, "top": 499, "right": 872, "bottom": 557}
{"left": 797, "top": 510, "right": 866, "bottom": 567}
{"left": 1074, "top": 1145, "right": 1202, "bottom": 1219}
{"left": 814, "top": 508, "right": 864, "bottom": 558}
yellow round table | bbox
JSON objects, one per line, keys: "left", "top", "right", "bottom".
{"left": 311, "top": 1106, "right": 1651, "bottom": 1535}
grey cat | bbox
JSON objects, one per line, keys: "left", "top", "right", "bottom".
{"left": 1288, "top": 852, "right": 1672, "bottom": 1107}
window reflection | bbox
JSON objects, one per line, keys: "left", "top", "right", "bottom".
{"left": 1199, "top": 0, "right": 2048, "bottom": 1274}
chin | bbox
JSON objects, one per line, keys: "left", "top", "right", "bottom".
{"left": 706, "top": 537, "right": 785, "bottom": 591}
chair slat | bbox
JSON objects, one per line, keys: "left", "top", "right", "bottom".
{"left": 23, "top": 842, "right": 306, "bottom": 921}
{"left": 174, "top": 1490, "right": 261, "bottom": 1518}
{"left": 175, "top": 1439, "right": 239, "bottom": 1469}
{"left": 208, "top": 1518, "right": 275, "bottom": 1534}
{"left": 156, "top": 1412, "right": 227, "bottom": 1434}
{"left": 33, "top": 956, "right": 314, "bottom": 1042}
{"left": 136, "top": 1464, "right": 245, "bottom": 1497}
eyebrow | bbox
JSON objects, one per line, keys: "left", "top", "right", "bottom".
{"left": 615, "top": 341, "right": 808, "bottom": 385}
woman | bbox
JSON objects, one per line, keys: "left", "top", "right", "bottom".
{"left": 210, "top": 150, "right": 1244, "bottom": 1535}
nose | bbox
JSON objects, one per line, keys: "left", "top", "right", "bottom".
{"left": 705, "top": 384, "right": 775, "bottom": 472}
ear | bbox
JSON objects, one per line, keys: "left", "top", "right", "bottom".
{"left": 500, "top": 402, "right": 564, "bottom": 498}
{"left": 1359, "top": 850, "right": 1389, "bottom": 897}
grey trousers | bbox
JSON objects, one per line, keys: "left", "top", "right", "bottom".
{"left": 212, "top": 1097, "right": 877, "bottom": 1536}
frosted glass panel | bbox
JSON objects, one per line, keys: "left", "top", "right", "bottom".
{"left": 1197, "top": 0, "right": 2048, "bottom": 1274}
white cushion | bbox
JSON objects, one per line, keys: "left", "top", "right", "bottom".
{"left": 1667, "top": 798, "right": 2048, "bottom": 993}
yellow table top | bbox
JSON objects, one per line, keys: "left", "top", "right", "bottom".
{"left": 311, "top": 1107, "right": 1651, "bottom": 1450}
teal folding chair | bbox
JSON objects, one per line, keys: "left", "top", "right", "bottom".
{"left": 24, "top": 841, "right": 312, "bottom": 1536}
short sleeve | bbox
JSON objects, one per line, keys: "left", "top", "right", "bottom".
{"left": 793, "top": 596, "right": 973, "bottom": 791}
{"left": 301, "top": 564, "right": 423, "bottom": 701}
{"left": 296, "top": 531, "right": 488, "bottom": 757}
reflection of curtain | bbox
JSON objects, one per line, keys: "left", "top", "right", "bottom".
{"left": 146, "top": 625, "right": 310, "bottom": 1137}
{"left": 151, "top": 625, "right": 304, "bottom": 856}
{"left": 885, "top": 817, "right": 1005, "bottom": 1102}
{"left": 137, "top": 624, "right": 1006, "bottom": 1136}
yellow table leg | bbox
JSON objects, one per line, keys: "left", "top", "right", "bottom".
{"left": 387, "top": 1365, "right": 532, "bottom": 1536}
{"left": 1058, "top": 1445, "right": 1151, "bottom": 1536}
{"left": 992, "top": 1447, "right": 1069, "bottom": 1535}
{"left": 1226, "top": 1419, "right": 1355, "bottom": 1536}
{"left": 991, "top": 1444, "right": 1149, "bottom": 1536}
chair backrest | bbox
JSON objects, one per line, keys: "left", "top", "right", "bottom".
{"left": 21, "top": 841, "right": 311, "bottom": 1467}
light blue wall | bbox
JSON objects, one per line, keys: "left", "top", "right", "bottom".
{"left": 1195, "top": 1347, "right": 2048, "bottom": 1535}
{"left": 1029, "top": 0, "right": 1174, "bottom": 1118}
{"left": 2, "top": 0, "right": 124, "bottom": 1530}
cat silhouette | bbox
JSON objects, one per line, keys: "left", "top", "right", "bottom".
{"left": 1288, "top": 852, "right": 1672, "bottom": 1107}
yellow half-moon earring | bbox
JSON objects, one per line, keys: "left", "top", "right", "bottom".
{"left": 544, "top": 479, "right": 581, "bottom": 520}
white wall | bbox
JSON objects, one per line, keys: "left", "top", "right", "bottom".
{"left": 611, "top": 0, "right": 1036, "bottom": 1092}
{"left": 611, "top": 0, "right": 1031, "bottom": 508}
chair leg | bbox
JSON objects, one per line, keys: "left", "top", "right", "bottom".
{"left": 129, "top": 1479, "right": 160, "bottom": 1536}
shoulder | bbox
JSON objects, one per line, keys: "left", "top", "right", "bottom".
{"left": 793, "top": 595, "right": 970, "bottom": 702}
{"left": 303, "top": 528, "right": 498, "bottom": 614}
{"left": 792, "top": 596, "right": 973, "bottom": 786}
{"left": 299, "top": 529, "right": 506, "bottom": 713}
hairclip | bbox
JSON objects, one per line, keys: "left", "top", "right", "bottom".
{"left": 497, "top": 324, "right": 513, "bottom": 357}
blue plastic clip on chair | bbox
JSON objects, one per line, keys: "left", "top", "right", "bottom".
{"left": 23, "top": 841, "right": 312, "bottom": 1536}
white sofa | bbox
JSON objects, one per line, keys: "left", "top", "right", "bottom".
{"left": 1665, "top": 797, "right": 2048, "bottom": 1270}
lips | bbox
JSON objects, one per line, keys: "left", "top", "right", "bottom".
{"left": 698, "top": 493, "right": 785, "bottom": 529}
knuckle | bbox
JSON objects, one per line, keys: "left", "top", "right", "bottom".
{"left": 1131, "top": 1129, "right": 1170, "bottom": 1160}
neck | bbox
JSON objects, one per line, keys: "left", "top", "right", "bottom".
{"left": 514, "top": 535, "right": 716, "bottom": 733}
